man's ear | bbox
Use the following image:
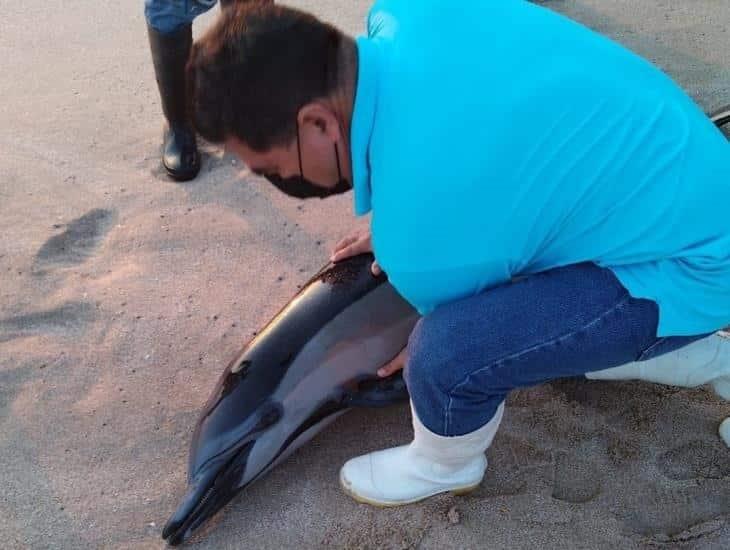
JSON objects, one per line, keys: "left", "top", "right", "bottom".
{"left": 298, "top": 102, "right": 342, "bottom": 142}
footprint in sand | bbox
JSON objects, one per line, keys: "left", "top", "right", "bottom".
{"left": 33, "top": 208, "right": 115, "bottom": 272}
{"left": 603, "top": 429, "right": 643, "bottom": 465}
{"left": 480, "top": 433, "right": 552, "bottom": 497}
{"left": 0, "top": 302, "right": 94, "bottom": 343}
{"left": 657, "top": 440, "right": 730, "bottom": 480}
{"left": 620, "top": 483, "right": 730, "bottom": 542}
{"left": 551, "top": 451, "right": 603, "bottom": 503}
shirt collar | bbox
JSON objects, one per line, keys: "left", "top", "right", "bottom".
{"left": 349, "top": 36, "right": 380, "bottom": 216}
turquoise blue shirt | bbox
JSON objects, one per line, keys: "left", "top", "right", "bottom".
{"left": 350, "top": 0, "right": 730, "bottom": 337}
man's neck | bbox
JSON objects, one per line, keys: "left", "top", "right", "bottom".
{"left": 330, "top": 36, "right": 358, "bottom": 154}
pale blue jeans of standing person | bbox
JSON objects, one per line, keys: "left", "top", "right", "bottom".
{"left": 145, "top": 0, "right": 228, "bottom": 34}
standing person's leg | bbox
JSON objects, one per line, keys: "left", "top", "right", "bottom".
{"left": 340, "top": 263, "right": 720, "bottom": 506}
{"left": 144, "top": 0, "right": 219, "bottom": 181}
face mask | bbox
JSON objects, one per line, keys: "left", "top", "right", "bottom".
{"left": 263, "top": 120, "right": 352, "bottom": 200}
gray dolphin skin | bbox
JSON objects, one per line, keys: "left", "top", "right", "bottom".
{"left": 711, "top": 104, "right": 730, "bottom": 133}
{"left": 162, "top": 253, "right": 419, "bottom": 545}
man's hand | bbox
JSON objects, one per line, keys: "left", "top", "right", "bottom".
{"left": 378, "top": 347, "right": 407, "bottom": 378}
{"left": 331, "top": 229, "right": 382, "bottom": 276}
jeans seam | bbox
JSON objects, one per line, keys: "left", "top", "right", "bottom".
{"left": 445, "top": 394, "right": 452, "bottom": 435}
{"left": 443, "top": 295, "right": 632, "bottom": 434}
{"left": 637, "top": 337, "right": 667, "bottom": 361}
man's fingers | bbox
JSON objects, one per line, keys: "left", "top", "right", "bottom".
{"left": 331, "top": 241, "right": 368, "bottom": 262}
{"left": 331, "top": 239, "right": 358, "bottom": 260}
{"left": 377, "top": 358, "right": 403, "bottom": 377}
{"left": 333, "top": 235, "right": 358, "bottom": 253}
{"left": 331, "top": 244, "right": 356, "bottom": 262}
{"left": 371, "top": 260, "right": 382, "bottom": 276}
{"left": 377, "top": 348, "right": 407, "bottom": 377}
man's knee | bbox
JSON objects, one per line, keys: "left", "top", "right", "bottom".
{"left": 405, "top": 304, "right": 514, "bottom": 400}
{"left": 405, "top": 315, "right": 463, "bottom": 398}
{"left": 405, "top": 313, "right": 506, "bottom": 435}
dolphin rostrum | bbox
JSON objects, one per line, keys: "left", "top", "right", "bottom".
{"left": 162, "top": 253, "right": 419, "bottom": 545}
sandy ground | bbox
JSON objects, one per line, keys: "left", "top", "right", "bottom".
{"left": 1, "top": 1, "right": 729, "bottom": 548}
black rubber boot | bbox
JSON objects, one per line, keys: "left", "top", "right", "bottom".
{"left": 147, "top": 24, "right": 201, "bottom": 181}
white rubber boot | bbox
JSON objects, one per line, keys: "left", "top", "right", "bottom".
{"left": 720, "top": 418, "right": 730, "bottom": 448}
{"left": 586, "top": 332, "right": 730, "bottom": 447}
{"left": 585, "top": 333, "right": 730, "bottom": 399}
{"left": 339, "top": 401, "right": 504, "bottom": 507}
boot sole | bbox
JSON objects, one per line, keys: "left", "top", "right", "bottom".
{"left": 712, "top": 376, "right": 730, "bottom": 401}
{"left": 339, "top": 471, "right": 480, "bottom": 507}
{"left": 164, "top": 161, "right": 201, "bottom": 182}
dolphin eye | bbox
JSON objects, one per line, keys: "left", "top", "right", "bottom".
{"left": 253, "top": 405, "right": 281, "bottom": 431}
{"left": 234, "top": 360, "right": 251, "bottom": 376}
{"left": 216, "top": 360, "right": 250, "bottom": 401}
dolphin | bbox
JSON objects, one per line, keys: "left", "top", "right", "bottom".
{"left": 711, "top": 104, "right": 730, "bottom": 132}
{"left": 162, "top": 253, "right": 419, "bottom": 545}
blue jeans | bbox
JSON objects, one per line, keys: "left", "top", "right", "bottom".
{"left": 145, "top": 0, "right": 224, "bottom": 33}
{"left": 404, "top": 263, "right": 707, "bottom": 436}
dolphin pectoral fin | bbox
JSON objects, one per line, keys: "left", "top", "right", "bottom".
{"left": 344, "top": 372, "right": 409, "bottom": 408}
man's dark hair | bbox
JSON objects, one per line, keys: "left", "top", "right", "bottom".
{"left": 187, "top": 1, "right": 345, "bottom": 151}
